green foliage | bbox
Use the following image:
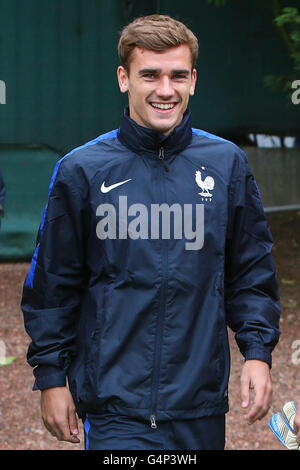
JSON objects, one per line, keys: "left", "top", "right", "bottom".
{"left": 0, "top": 356, "right": 17, "bottom": 366}
{"left": 275, "top": 7, "right": 300, "bottom": 69}
{"left": 207, "top": 1, "right": 300, "bottom": 102}
{"left": 264, "top": 7, "right": 300, "bottom": 101}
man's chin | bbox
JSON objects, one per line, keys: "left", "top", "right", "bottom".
{"left": 148, "top": 119, "right": 179, "bottom": 136}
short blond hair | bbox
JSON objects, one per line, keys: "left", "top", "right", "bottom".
{"left": 118, "top": 14, "right": 199, "bottom": 72}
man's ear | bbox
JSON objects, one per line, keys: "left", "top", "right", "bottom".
{"left": 117, "top": 66, "right": 129, "bottom": 93}
{"left": 189, "top": 68, "right": 197, "bottom": 96}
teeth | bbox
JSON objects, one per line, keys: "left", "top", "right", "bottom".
{"left": 151, "top": 103, "right": 175, "bottom": 110}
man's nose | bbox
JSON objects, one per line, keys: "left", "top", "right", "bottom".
{"left": 156, "top": 76, "right": 174, "bottom": 98}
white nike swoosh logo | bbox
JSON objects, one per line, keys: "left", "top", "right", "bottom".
{"left": 101, "top": 178, "right": 132, "bottom": 193}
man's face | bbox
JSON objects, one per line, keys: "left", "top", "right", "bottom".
{"left": 117, "top": 45, "right": 197, "bottom": 136}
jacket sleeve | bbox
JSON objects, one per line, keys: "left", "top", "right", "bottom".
{"left": 21, "top": 159, "right": 89, "bottom": 390}
{"left": 224, "top": 148, "right": 281, "bottom": 367}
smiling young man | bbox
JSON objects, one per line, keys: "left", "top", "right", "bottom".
{"left": 21, "top": 15, "right": 281, "bottom": 450}
{"left": 117, "top": 44, "right": 197, "bottom": 136}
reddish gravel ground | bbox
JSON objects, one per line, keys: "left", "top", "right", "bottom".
{"left": 0, "top": 210, "right": 299, "bottom": 451}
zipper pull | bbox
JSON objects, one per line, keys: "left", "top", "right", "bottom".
{"left": 150, "top": 414, "right": 157, "bottom": 429}
{"left": 158, "top": 146, "right": 169, "bottom": 172}
{"left": 158, "top": 146, "right": 164, "bottom": 160}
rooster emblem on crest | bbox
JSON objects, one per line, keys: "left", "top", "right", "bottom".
{"left": 195, "top": 167, "right": 215, "bottom": 201}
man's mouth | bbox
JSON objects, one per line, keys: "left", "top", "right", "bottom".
{"left": 150, "top": 102, "right": 177, "bottom": 110}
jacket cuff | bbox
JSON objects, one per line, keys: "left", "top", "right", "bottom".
{"left": 244, "top": 348, "right": 272, "bottom": 368}
{"left": 32, "top": 365, "right": 67, "bottom": 391}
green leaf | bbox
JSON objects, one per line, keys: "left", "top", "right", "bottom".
{"left": 0, "top": 356, "right": 17, "bottom": 366}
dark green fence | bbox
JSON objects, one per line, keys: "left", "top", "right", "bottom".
{"left": 0, "top": 146, "right": 60, "bottom": 259}
{"left": 0, "top": 0, "right": 299, "bottom": 259}
{"left": 0, "top": 0, "right": 299, "bottom": 155}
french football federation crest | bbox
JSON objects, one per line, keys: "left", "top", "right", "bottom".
{"left": 195, "top": 167, "right": 215, "bottom": 201}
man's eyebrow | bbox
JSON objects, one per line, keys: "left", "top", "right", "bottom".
{"left": 171, "top": 69, "right": 190, "bottom": 75}
{"left": 138, "top": 68, "right": 191, "bottom": 76}
{"left": 138, "top": 68, "right": 161, "bottom": 75}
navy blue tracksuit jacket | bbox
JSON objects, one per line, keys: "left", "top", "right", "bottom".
{"left": 21, "top": 108, "right": 281, "bottom": 427}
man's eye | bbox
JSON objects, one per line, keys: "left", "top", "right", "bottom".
{"left": 173, "top": 75, "right": 186, "bottom": 80}
{"left": 143, "top": 74, "right": 156, "bottom": 79}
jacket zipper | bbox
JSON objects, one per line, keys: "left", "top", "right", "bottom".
{"left": 158, "top": 146, "right": 169, "bottom": 172}
{"left": 149, "top": 146, "right": 169, "bottom": 429}
{"left": 150, "top": 414, "right": 157, "bottom": 429}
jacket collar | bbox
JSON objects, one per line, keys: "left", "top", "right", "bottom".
{"left": 118, "top": 106, "right": 192, "bottom": 160}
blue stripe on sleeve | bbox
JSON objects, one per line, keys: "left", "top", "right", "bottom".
{"left": 192, "top": 127, "right": 231, "bottom": 144}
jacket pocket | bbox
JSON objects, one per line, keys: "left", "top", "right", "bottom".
{"left": 80, "top": 283, "right": 110, "bottom": 402}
